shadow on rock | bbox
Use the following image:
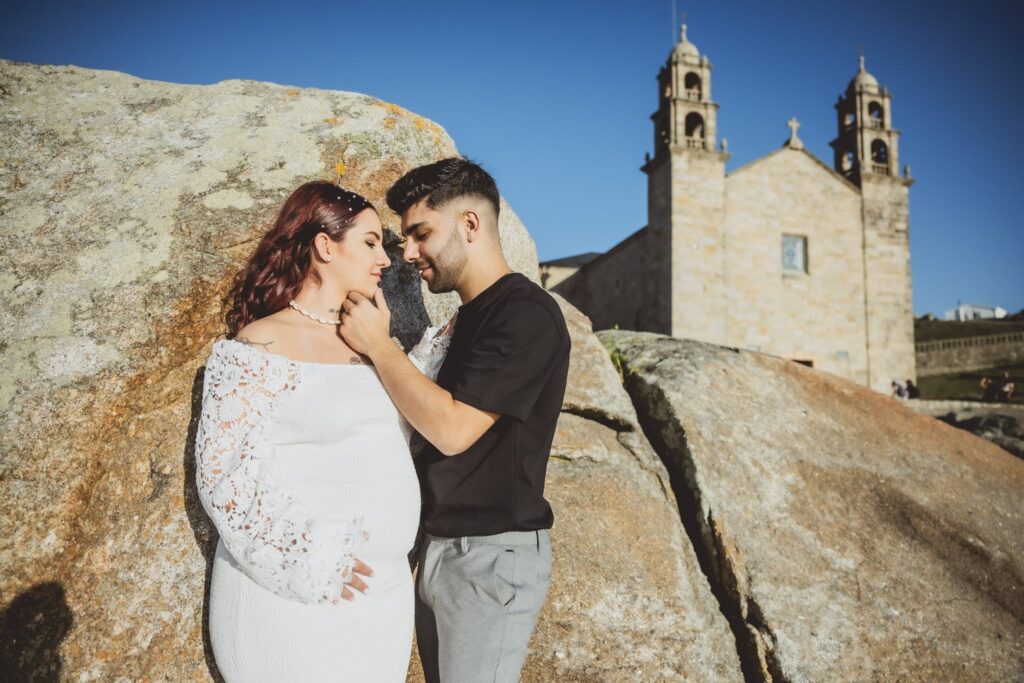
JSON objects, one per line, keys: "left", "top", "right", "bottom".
{"left": 0, "top": 582, "right": 73, "bottom": 682}
{"left": 182, "top": 365, "right": 225, "bottom": 683}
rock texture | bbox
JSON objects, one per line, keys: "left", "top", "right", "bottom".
{"left": 516, "top": 300, "right": 741, "bottom": 682}
{"left": 1, "top": 61, "right": 738, "bottom": 682}
{"left": 908, "top": 400, "right": 1024, "bottom": 460}
{"left": 0, "top": 60, "right": 538, "bottom": 681}
{"left": 601, "top": 330, "right": 1024, "bottom": 681}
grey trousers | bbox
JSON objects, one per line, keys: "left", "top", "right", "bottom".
{"left": 415, "top": 529, "right": 552, "bottom": 683}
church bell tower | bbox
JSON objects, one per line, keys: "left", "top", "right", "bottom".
{"left": 831, "top": 56, "right": 916, "bottom": 390}
{"left": 651, "top": 24, "right": 719, "bottom": 158}
{"left": 830, "top": 56, "right": 904, "bottom": 185}
{"left": 642, "top": 24, "right": 730, "bottom": 341}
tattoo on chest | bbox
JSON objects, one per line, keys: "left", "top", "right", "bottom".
{"left": 349, "top": 356, "right": 364, "bottom": 365}
{"left": 236, "top": 336, "right": 274, "bottom": 352}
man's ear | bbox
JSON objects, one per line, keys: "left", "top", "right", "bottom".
{"left": 462, "top": 209, "right": 481, "bottom": 243}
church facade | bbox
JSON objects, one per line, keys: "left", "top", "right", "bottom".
{"left": 548, "top": 25, "right": 916, "bottom": 391}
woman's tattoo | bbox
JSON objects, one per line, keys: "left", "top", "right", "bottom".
{"left": 349, "top": 356, "right": 364, "bottom": 365}
{"left": 236, "top": 336, "right": 275, "bottom": 351}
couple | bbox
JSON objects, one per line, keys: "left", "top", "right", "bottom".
{"left": 194, "top": 158, "right": 571, "bottom": 682}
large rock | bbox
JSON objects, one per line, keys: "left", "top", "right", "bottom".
{"left": 601, "top": 330, "right": 1024, "bottom": 681}
{"left": 0, "top": 60, "right": 535, "bottom": 681}
{"left": 907, "top": 400, "right": 1024, "bottom": 460}
{"left": 517, "top": 301, "right": 741, "bottom": 681}
{"left": 1, "top": 61, "right": 737, "bottom": 681}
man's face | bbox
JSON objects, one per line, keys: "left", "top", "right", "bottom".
{"left": 401, "top": 199, "right": 468, "bottom": 293}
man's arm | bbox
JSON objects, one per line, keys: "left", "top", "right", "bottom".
{"left": 340, "top": 291, "right": 498, "bottom": 456}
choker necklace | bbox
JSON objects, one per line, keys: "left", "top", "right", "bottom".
{"left": 289, "top": 300, "right": 340, "bottom": 325}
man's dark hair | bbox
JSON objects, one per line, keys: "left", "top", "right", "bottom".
{"left": 386, "top": 157, "right": 500, "bottom": 220}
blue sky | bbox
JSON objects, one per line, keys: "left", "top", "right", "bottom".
{"left": 3, "top": 0, "right": 1021, "bottom": 316}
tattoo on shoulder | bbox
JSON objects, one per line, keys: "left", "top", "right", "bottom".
{"left": 237, "top": 336, "right": 275, "bottom": 352}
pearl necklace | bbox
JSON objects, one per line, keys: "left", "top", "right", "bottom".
{"left": 289, "top": 300, "right": 341, "bottom": 325}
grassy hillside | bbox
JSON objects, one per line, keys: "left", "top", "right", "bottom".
{"left": 917, "top": 364, "right": 1022, "bottom": 404}
{"left": 915, "top": 317, "right": 1024, "bottom": 343}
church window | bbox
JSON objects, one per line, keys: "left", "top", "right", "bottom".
{"left": 870, "top": 139, "right": 889, "bottom": 173}
{"left": 684, "top": 72, "right": 702, "bottom": 100}
{"left": 782, "top": 234, "right": 807, "bottom": 274}
{"left": 842, "top": 150, "right": 855, "bottom": 171}
{"left": 868, "top": 101, "right": 884, "bottom": 129}
{"left": 685, "top": 112, "right": 704, "bottom": 138}
{"left": 871, "top": 139, "right": 888, "bottom": 163}
{"left": 844, "top": 112, "right": 855, "bottom": 127}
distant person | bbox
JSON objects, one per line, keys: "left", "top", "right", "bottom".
{"left": 905, "top": 379, "right": 920, "bottom": 399}
{"left": 999, "top": 371, "right": 1015, "bottom": 403}
{"left": 891, "top": 381, "right": 906, "bottom": 399}
{"left": 980, "top": 375, "right": 998, "bottom": 402}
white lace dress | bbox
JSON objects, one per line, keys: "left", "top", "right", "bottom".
{"left": 195, "top": 324, "right": 451, "bottom": 682}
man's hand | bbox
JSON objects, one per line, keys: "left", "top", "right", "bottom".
{"left": 339, "top": 289, "right": 392, "bottom": 355}
{"left": 337, "top": 558, "right": 373, "bottom": 603}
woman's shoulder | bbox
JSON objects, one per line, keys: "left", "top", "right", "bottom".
{"left": 210, "top": 316, "right": 297, "bottom": 369}
{"left": 234, "top": 314, "right": 288, "bottom": 348}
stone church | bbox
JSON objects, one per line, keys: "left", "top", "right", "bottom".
{"left": 547, "top": 25, "right": 915, "bottom": 391}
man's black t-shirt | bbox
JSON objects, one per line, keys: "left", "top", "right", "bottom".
{"left": 418, "top": 272, "right": 570, "bottom": 538}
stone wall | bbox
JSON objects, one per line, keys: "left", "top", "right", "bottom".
{"left": 722, "top": 148, "right": 868, "bottom": 382}
{"left": 552, "top": 227, "right": 650, "bottom": 331}
{"left": 668, "top": 148, "right": 729, "bottom": 344}
{"left": 916, "top": 332, "right": 1024, "bottom": 376}
{"left": 861, "top": 174, "right": 916, "bottom": 390}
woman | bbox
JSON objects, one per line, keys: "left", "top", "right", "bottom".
{"left": 195, "top": 181, "right": 447, "bottom": 680}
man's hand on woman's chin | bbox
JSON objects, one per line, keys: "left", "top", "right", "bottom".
{"left": 338, "top": 289, "right": 392, "bottom": 355}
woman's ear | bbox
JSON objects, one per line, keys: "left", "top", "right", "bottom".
{"left": 314, "top": 232, "right": 333, "bottom": 262}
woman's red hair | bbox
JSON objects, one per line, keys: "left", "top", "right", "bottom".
{"left": 224, "top": 181, "right": 374, "bottom": 337}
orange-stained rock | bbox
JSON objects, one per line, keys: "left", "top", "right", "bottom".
{"left": 0, "top": 59, "right": 536, "bottom": 681}
{"left": 1, "top": 61, "right": 739, "bottom": 681}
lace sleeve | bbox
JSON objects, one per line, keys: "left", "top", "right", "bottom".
{"left": 408, "top": 312, "right": 456, "bottom": 382}
{"left": 195, "top": 340, "right": 363, "bottom": 604}
{"left": 400, "top": 313, "right": 457, "bottom": 445}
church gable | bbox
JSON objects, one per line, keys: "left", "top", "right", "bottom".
{"left": 727, "top": 147, "right": 860, "bottom": 197}
{"left": 721, "top": 146, "right": 868, "bottom": 380}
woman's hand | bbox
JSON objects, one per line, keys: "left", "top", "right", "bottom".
{"left": 337, "top": 557, "right": 374, "bottom": 603}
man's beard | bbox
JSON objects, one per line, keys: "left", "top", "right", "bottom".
{"left": 424, "top": 224, "right": 467, "bottom": 293}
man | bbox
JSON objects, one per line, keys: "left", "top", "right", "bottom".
{"left": 338, "top": 158, "right": 570, "bottom": 682}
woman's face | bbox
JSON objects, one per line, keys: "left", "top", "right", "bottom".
{"left": 322, "top": 208, "right": 391, "bottom": 298}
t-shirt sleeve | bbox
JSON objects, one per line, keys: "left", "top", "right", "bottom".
{"left": 450, "top": 298, "right": 566, "bottom": 422}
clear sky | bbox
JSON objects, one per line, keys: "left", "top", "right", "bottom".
{"left": 3, "top": 0, "right": 1021, "bottom": 317}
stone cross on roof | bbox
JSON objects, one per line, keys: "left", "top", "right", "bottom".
{"left": 786, "top": 117, "right": 804, "bottom": 150}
